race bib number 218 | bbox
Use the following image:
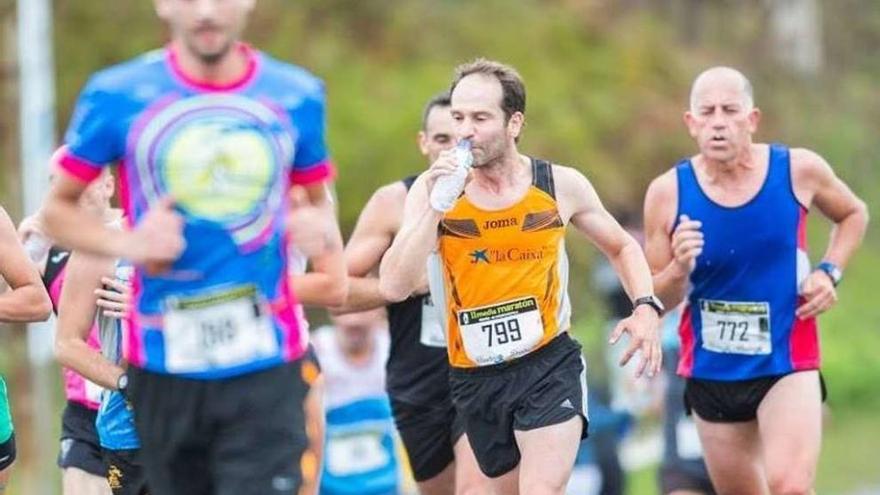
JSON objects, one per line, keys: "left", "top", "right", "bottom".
{"left": 163, "top": 285, "right": 278, "bottom": 373}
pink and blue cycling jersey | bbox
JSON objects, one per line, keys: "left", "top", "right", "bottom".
{"left": 57, "top": 43, "right": 334, "bottom": 379}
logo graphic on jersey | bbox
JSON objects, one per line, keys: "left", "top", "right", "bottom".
{"left": 131, "top": 94, "right": 295, "bottom": 251}
{"left": 107, "top": 464, "right": 123, "bottom": 490}
{"left": 468, "top": 247, "right": 547, "bottom": 264}
{"left": 440, "top": 218, "right": 481, "bottom": 239}
{"left": 522, "top": 209, "right": 564, "bottom": 232}
{"left": 469, "top": 249, "right": 490, "bottom": 264}
{"left": 50, "top": 251, "right": 69, "bottom": 264}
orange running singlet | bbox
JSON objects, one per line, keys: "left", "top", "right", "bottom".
{"left": 430, "top": 159, "right": 572, "bottom": 368}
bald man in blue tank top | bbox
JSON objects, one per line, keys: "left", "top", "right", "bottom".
{"left": 643, "top": 67, "right": 869, "bottom": 495}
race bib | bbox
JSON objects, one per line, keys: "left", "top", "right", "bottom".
{"left": 419, "top": 294, "right": 446, "bottom": 348}
{"left": 84, "top": 379, "right": 104, "bottom": 405}
{"left": 163, "top": 285, "right": 278, "bottom": 373}
{"left": 700, "top": 300, "right": 771, "bottom": 355}
{"left": 458, "top": 297, "right": 543, "bottom": 365}
{"left": 326, "top": 431, "right": 390, "bottom": 476}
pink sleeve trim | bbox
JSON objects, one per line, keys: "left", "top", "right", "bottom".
{"left": 57, "top": 149, "right": 103, "bottom": 184}
{"left": 289, "top": 160, "right": 336, "bottom": 186}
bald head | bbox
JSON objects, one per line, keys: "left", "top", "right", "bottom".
{"left": 689, "top": 67, "right": 754, "bottom": 113}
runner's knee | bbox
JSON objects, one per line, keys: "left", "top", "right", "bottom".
{"left": 766, "top": 467, "right": 814, "bottom": 495}
{"left": 518, "top": 478, "right": 567, "bottom": 495}
{"left": 0, "top": 466, "right": 11, "bottom": 488}
{"left": 454, "top": 475, "right": 485, "bottom": 495}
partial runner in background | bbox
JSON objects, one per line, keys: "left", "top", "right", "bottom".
{"left": 287, "top": 186, "right": 347, "bottom": 495}
{"left": 657, "top": 307, "right": 714, "bottom": 495}
{"left": 22, "top": 170, "right": 121, "bottom": 495}
{"left": 338, "top": 91, "right": 487, "bottom": 495}
{"left": 53, "top": 195, "right": 149, "bottom": 495}
{"left": 311, "top": 310, "right": 401, "bottom": 495}
{"left": 0, "top": 205, "right": 52, "bottom": 493}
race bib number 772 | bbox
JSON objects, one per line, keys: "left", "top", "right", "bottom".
{"left": 700, "top": 299, "right": 771, "bottom": 355}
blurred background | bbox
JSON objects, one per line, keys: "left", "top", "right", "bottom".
{"left": 0, "top": 1, "right": 877, "bottom": 494}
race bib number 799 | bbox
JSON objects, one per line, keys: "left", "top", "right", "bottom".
{"left": 458, "top": 297, "right": 543, "bottom": 366}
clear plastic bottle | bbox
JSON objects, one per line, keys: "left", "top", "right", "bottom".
{"left": 23, "top": 233, "right": 51, "bottom": 264}
{"left": 430, "top": 139, "right": 473, "bottom": 212}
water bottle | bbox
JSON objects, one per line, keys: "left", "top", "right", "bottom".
{"left": 23, "top": 233, "right": 51, "bottom": 264}
{"left": 430, "top": 140, "right": 473, "bottom": 212}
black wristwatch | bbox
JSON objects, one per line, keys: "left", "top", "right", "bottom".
{"left": 633, "top": 295, "right": 665, "bottom": 316}
{"left": 816, "top": 261, "right": 842, "bottom": 287}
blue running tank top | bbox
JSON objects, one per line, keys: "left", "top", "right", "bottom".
{"left": 320, "top": 397, "right": 400, "bottom": 495}
{"left": 675, "top": 144, "right": 819, "bottom": 381}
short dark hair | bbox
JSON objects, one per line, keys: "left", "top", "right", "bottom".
{"left": 449, "top": 58, "right": 526, "bottom": 121}
{"left": 421, "top": 91, "right": 451, "bottom": 131}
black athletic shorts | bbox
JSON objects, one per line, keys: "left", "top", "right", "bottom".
{"left": 104, "top": 448, "right": 149, "bottom": 495}
{"left": 389, "top": 396, "right": 465, "bottom": 482}
{"left": 58, "top": 401, "right": 105, "bottom": 476}
{"left": 684, "top": 370, "right": 826, "bottom": 423}
{"left": 449, "top": 332, "right": 589, "bottom": 478}
{"left": 0, "top": 434, "right": 14, "bottom": 471}
{"left": 127, "top": 361, "right": 308, "bottom": 495}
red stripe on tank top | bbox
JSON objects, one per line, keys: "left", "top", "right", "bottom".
{"left": 677, "top": 304, "right": 696, "bottom": 377}
{"left": 791, "top": 208, "right": 820, "bottom": 370}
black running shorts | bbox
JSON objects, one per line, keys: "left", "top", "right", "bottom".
{"left": 684, "top": 370, "right": 826, "bottom": 423}
{"left": 389, "top": 396, "right": 464, "bottom": 482}
{"left": 103, "top": 448, "right": 149, "bottom": 495}
{"left": 449, "top": 333, "right": 589, "bottom": 477}
{"left": 58, "top": 401, "right": 105, "bottom": 477}
{"left": 0, "top": 434, "right": 14, "bottom": 471}
{"left": 128, "top": 361, "right": 308, "bottom": 495}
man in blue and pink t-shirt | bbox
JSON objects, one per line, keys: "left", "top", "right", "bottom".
{"left": 42, "top": 2, "right": 345, "bottom": 494}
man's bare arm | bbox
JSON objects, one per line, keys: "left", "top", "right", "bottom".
{"left": 44, "top": 172, "right": 184, "bottom": 267}
{"left": 44, "top": 173, "right": 128, "bottom": 258}
{"left": 0, "top": 207, "right": 51, "bottom": 322}
{"left": 54, "top": 251, "right": 124, "bottom": 389}
{"left": 559, "top": 166, "right": 661, "bottom": 377}
{"left": 334, "top": 183, "right": 406, "bottom": 313}
{"left": 643, "top": 171, "right": 697, "bottom": 310}
{"left": 791, "top": 149, "right": 869, "bottom": 318}
{"left": 379, "top": 175, "right": 442, "bottom": 303}
{"left": 290, "top": 182, "right": 349, "bottom": 307}
{"left": 792, "top": 149, "right": 869, "bottom": 269}
{"left": 291, "top": 227, "right": 347, "bottom": 307}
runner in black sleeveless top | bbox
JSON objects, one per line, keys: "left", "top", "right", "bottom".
{"left": 337, "top": 93, "right": 487, "bottom": 494}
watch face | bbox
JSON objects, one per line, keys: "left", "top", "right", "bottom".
{"left": 819, "top": 263, "right": 842, "bottom": 285}
{"left": 651, "top": 296, "right": 665, "bottom": 312}
{"left": 634, "top": 296, "right": 664, "bottom": 315}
